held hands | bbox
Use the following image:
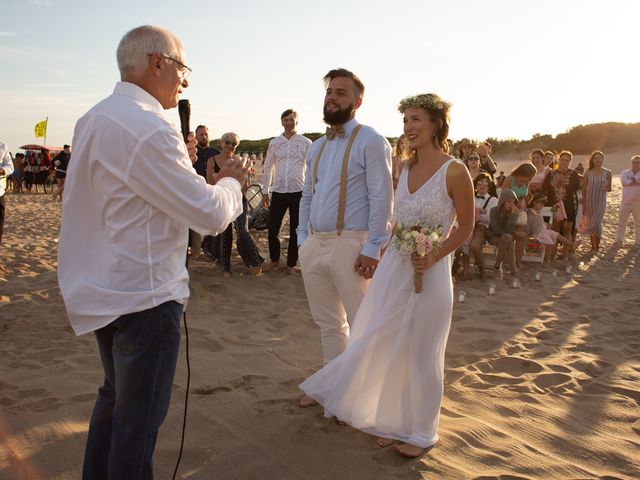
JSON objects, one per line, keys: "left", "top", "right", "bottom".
{"left": 186, "top": 132, "right": 197, "bottom": 164}
{"left": 411, "top": 253, "right": 435, "bottom": 274}
{"left": 354, "top": 254, "right": 379, "bottom": 279}
{"left": 218, "top": 155, "right": 249, "bottom": 185}
{"left": 262, "top": 195, "right": 270, "bottom": 208}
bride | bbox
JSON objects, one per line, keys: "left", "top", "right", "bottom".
{"left": 299, "top": 93, "right": 474, "bottom": 458}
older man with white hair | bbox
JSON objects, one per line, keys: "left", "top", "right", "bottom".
{"left": 58, "top": 25, "right": 248, "bottom": 479}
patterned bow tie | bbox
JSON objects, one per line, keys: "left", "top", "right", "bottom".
{"left": 325, "top": 125, "right": 345, "bottom": 140}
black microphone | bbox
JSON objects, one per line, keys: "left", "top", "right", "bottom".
{"left": 178, "top": 99, "right": 190, "bottom": 142}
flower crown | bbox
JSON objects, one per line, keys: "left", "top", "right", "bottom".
{"left": 398, "top": 94, "right": 450, "bottom": 113}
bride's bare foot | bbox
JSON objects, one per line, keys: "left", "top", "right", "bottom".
{"left": 298, "top": 394, "right": 318, "bottom": 408}
{"left": 376, "top": 437, "right": 396, "bottom": 447}
{"left": 394, "top": 442, "right": 427, "bottom": 458}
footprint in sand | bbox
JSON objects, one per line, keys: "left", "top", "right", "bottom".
{"left": 192, "top": 385, "right": 233, "bottom": 395}
{"left": 533, "top": 372, "right": 572, "bottom": 389}
{"left": 475, "top": 356, "right": 544, "bottom": 377}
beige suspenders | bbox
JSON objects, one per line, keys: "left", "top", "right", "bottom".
{"left": 311, "top": 124, "right": 363, "bottom": 235}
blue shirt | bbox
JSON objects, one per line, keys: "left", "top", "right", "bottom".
{"left": 297, "top": 118, "right": 393, "bottom": 259}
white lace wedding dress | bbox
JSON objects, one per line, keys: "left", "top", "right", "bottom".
{"left": 300, "top": 159, "right": 458, "bottom": 448}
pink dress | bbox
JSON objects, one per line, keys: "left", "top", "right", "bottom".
{"left": 528, "top": 209, "right": 559, "bottom": 245}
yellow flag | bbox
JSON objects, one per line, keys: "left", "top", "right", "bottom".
{"left": 34, "top": 119, "right": 47, "bottom": 138}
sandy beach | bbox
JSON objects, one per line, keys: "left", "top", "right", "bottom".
{"left": 1, "top": 156, "right": 639, "bottom": 479}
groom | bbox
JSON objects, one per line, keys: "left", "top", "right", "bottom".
{"left": 297, "top": 68, "right": 393, "bottom": 405}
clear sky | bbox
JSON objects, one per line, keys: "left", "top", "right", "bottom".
{"left": 1, "top": 0, "right": 639, "bottom": 152}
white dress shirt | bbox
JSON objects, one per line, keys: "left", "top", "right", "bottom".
{"left": 475, "top": 194, "right": 498, "bottom": 227}
{"left": 620, "top": 169, "right": 640, "bottom": 205}
{"left": 0, "top": 141, "right": 15, "bottom": 196}
{"left": 297, "top": 118, "right": 393, "bottom": 259}
{"left": 58, "top": 82, "right": 243, "bottom": 336}
{"left": 262, "top": 133, "right": 311, "bottom": 194}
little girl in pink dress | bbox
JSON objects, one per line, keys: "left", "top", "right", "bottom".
{"left": 527, "top": 193, "right": 574, "bottom": 251}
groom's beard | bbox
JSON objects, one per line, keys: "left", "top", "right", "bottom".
{"left": 323, "top": 101, "right": 355, "bottom": 126}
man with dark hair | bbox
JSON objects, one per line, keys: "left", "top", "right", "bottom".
{"left": 262, "top": 109, "right": 311, "bottom": 273}
{"left": 193, "top": 125, "right": 219, "bottom": 178}
{"left": 192, "top": 124, "right": 221, "bottom": 258}
{"left": 53, "top": 144, "right": 71, "bottom": 201}
{"left": 297, "top": 68, "right": 392, "bottom": 407}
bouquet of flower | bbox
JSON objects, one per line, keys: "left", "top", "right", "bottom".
{"left": 393, "top": 222, "right": 443, "bottom": 293}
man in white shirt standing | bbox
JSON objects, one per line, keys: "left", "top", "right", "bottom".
{"left": 0, "top": 140, "right": 15, "bottom": 245}
{"left": 57, "top": 25, "right": 247, "bottom": 479}
{"left": 262, "top": 109, "right": 311, "bottom": 273}
{"left": 614, "top": 155, "right": 640, "bottom": 246}
{"left": 297, "top": 68, "right": 393, "bottom": 407}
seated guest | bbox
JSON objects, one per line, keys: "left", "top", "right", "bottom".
{"left": 527, "top": 193, "right": 574, "bottom": 266}
{"left": 207, "top": 132, "right": 264, "bottom": 277}
{"left": 486, "top": 189, "right": 526, "bottom": 277}
{"left": 500, "top": 162, "right": 537, "bottom": 209}
{"left": 464, "top": 173, "right": 498, "bottom": 280}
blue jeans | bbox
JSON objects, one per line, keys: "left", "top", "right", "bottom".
{"left": 83, "top": 300, "right": 183, "bottom": 480}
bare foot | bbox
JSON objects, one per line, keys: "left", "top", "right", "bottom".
{"left": 287, "top": 266, "right": 301, "bottom": 275}
{"left": 222, "top": 271, "right": 232, "bottom": 278}
{"left": 394, "top": 443, "right": 427, "bottom": 458}
{"left": 376, "top": 437, "right": 396, "bottom": 447}
{"left": 298, "top": 394, "right": 318, "bottom": 408}
{"left": 251, "top": 265, "right": 263, "bottom": 276}
{"left": 262, "top": 261, "right": 279, "bottom": 272}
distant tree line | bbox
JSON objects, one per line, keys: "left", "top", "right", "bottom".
{"left": 211, "top": 122, "right": 640, "bottom": 156}
{"left": 484, "top": 122, "right": 640, "bottom": 156}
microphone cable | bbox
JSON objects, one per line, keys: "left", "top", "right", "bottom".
{"left": 172, "top": 310, "right": 190, "bottom": 480}
{"left": 173, "top": 251, "right": 191, "bottom": 480}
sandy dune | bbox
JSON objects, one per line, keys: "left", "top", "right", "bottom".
{"left": 1, "top": 170, "right": 638, "bottom": 479}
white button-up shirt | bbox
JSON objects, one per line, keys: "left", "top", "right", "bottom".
{"left": 620, "top": 169, "right": 640, "bottom": 205}
{"left": 0, "top": 141, "right": 15, "bottom": 196}
{"left": 58, "top": 82, "right": 243, "bottom": 336}
{"left": 262, "top": 133, "right": 311, "bottom": 194}
{"left": 297, "top": 118, "right": 393, "bottom": 259}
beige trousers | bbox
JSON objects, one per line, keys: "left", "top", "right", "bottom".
{"left": 299, "top": 231, "right": 370, "bottom": 363}
{"left": 615, "top": 201, "right": 640, "bottom": 245}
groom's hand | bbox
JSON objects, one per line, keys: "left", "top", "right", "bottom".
{"left": 354, "top": 254, "right": 379, "bottom": 279}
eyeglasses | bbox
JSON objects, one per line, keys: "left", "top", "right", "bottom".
{"left": 149, "top": 53, "right": 192, "bottom": 81}
{"left": 224, "top": 140, "right": 238, "bottom": 147}
{"left": 468, "top": 157, "right": 480, "bottom": 161}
